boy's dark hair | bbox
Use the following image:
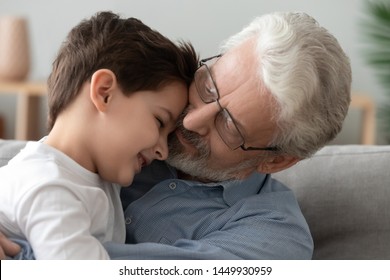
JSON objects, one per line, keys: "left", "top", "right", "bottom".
{"left": 47, "top": 11, "right": 198, "bottom": 130}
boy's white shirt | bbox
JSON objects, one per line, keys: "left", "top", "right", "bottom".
{"left": 0, "top": 138, "right": 125, "bottom": 259}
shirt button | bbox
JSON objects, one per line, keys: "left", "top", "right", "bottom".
{"left": 125, "top": 217, "right": 132, "bottom": 224}
{"left": 169, "top": 182, "right": 177, "bottom": 190}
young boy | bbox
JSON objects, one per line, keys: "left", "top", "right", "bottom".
{"left": 0, "top": 11, "right": 198, "bottom": 259}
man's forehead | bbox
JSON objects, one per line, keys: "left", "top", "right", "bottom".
{"left": 213, "top": 41, "right": 257, "bottom": 97}
{"left": 217, "top": 38, "right": 256, "bottom": 73}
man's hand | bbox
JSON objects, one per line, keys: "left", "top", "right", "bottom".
{"left": 0, "top": 232, "right": 21, "bottom": 259}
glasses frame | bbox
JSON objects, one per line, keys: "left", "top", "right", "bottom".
{"left": 196, "top": 55, "right": 278, "bottom": 152}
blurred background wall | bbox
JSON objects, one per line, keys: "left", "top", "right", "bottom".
{"left": 0, "top": 0, "right": 386, "bottom": 144}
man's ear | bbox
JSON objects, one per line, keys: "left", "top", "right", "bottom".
{"left": 256, "top": 155, "right": 300, "bottom": 174}
{"left": 90, "top": 69, "right": 118, "bottom": 112}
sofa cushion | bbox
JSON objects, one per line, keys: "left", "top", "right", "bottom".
{"left": 273, "top": 145, "right": 390, "bottom": 259}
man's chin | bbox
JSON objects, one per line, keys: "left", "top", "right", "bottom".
{"left": 167, "top": 129, "right": 240, "bottom": 181}
{"left": 166, "top": 154, "right": 236, "bottom": 182}
{"left": 167, "top": 148, "right": 259, "bottom": 182}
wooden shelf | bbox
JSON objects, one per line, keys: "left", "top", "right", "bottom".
{"left": 0, "top": 80, "right": 47, "bottom": 140}
{"left": 350, "top": 93, "right": 376, "bottom": 145}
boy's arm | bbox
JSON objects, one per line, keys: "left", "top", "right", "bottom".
{"left": 17, "top": 185, "right": 111, "bottom": 259}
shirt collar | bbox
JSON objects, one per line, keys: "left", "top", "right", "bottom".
{"left": 221, "top": 172, "right": 268, "bottom": 206}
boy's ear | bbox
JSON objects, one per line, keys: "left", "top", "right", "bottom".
{"left": 90, "top": 69, "right": 118, "bottom": 112}
{"left": 256, "top": 155, "right": 300, "bottom": 174}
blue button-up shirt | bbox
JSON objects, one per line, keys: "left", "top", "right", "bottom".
{"left": 105, "top": 161, "right": 313, "bottom": 259}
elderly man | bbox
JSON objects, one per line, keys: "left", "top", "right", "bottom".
{"left": 0, "top": 11, "right": 351, "bottom": 259}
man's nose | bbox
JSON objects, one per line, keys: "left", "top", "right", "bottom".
{"left": 182, "top": 102, "right": 218, "bottom": 136}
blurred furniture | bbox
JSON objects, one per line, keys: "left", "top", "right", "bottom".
{"left": 0, "top": 115, "right": 4, "bottom": 138}
{"left": 0, "top": 81, "right": 46, "bottom": 140}
{"left": 350, "top": 94, "right": 376, "bottom": 145}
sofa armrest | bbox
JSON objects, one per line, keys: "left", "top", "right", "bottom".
{"left": 273, "top": 145, "right": 390, "bottom": 259}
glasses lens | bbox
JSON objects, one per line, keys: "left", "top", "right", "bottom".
{"left": 195, "top": 65, "right": 218, "bottom": 103}
{"left": 215, "top": 109, "right": 244, "bottom": 150}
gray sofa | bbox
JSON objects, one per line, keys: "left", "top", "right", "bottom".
{"left": 1, "top": 139, "right": 390, "bottom": 259}
{"left": 273, "top": 145, "right": 390, "bottom": 259}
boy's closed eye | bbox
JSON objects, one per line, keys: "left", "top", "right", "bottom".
{"left": 157, "top": 107, "right": 180, "bottom": 132}
{"left": 156, "top": 117, "right": 164, "bottom": 128}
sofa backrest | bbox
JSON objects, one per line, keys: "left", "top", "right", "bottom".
{"left": 273, "top": 145, "right": 390, "bottom": 259}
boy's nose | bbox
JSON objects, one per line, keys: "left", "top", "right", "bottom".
{"left": 153, "top": 136, "right": 169, "bottom": 160}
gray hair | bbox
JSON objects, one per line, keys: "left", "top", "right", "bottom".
{"left": 220, "top": 12, "right": 352, "bottom": 159}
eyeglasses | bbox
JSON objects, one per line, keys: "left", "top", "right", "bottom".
{"left": 194, "top": 54, "right": 278, "bottom": 152}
